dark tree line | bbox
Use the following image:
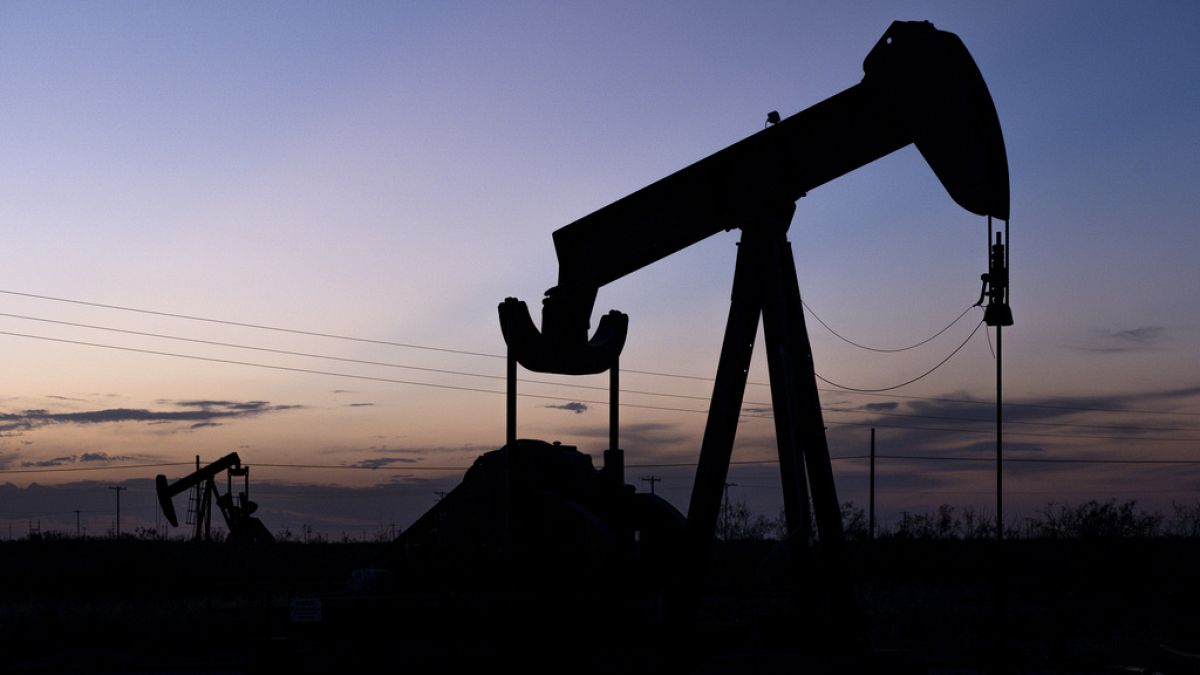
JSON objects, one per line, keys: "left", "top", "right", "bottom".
{"left": 717, "top": 497, "right": 1200, "bottom": 541}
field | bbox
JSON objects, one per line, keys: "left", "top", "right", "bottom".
{"left": 1, "top": 537, "right": 1197, "bottom": 673}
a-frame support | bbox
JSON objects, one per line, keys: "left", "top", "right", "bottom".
{"left": 685, "top": 202, "right": 845, "bottom": 561}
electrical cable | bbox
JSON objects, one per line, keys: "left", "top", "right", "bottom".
{"left": 0, "top": 311, "right": 700, "bottom": 402}
{"left": 0, "top": 289, "right": 500, "bottom": 359}
{"left": 803, "top": 301, "right": 977, "bottom": 352}
{"left": 3, "top": 330, "right": 1198, "bottom": 442}
{"left": 0, "top": 329, "right": 715, "bottom": 416}
{"left": 7, "top": 311, "right": 1197, "bottom": 435}
{"left": 5, "top": 289, "right": 1199, "bottom": 419}
{"left": 814, "top": 319, "right": 985, "bottom": 393}
{"left": 7, "top": 452, "right": 1200, "bottom": 478}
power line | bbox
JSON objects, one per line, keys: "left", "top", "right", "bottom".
{"left": 0, "top": 289, "right": 499, "bottom": 359}
{"left": 4, "top": 312, "right": 1195, "bottom": 437}
{"left": 4, "top": 328, "right": 1198, "bottom": 444}
{"left": 5, "top": 288, "right": 1198, "bottom": 418}
{"left": 4, "top": 329, "right": 1195, "bottom": 444}
{"left": 17, "top": 314, "right": 1194, "bottom": 436}
{"left": 872, "top": 454, "right": 1200, "bottom": 465}
{"left": 813, "top": 319, "right": 986, "bottom": 393}
{"left": 0, "top": 329, "right": 712, "bottom": 416}
{"left": 0, "top": 311, "right": 717, "bottom": 404}
{"left": 803, "top": 301, "right": 978, "bottom": 353}
{"left": 8, "top": 452, "right": 1200, "bottom": 480}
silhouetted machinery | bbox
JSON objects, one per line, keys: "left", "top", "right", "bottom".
{"left": 407, "top": 20, "right": 1009, "bottom": 595}
{"left": 156, "top": 452, "right": 275, "bottom": 544}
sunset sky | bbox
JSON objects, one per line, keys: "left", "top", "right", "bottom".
{"left": 2, "top": 1, "right": 1198, "bottom": 537}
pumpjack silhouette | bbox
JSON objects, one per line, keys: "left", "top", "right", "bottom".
{"left": 155, "top": 452, "right": 275, "bottom": 544}
{"left": 402, "top": 18, "right": 1009, "bottom": 633}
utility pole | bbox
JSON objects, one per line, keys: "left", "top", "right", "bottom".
{"left": 74, "top": 509, "right": 81, "bottom": 539}
{"left": 721, "top": 482, "right": 737, "bottom": 539}
{"left": 640, "top": 475, "right": 661, "bottom": 495}
{"left": 980, "top": 220, "right": 1012, "bottom": 542}
{"left": 869, "top": 428, "right": 876, "bottom": 542}
{"left": 109, "top": 486, "right": 127, "bottom": 538}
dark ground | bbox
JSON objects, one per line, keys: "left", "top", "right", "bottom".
{"left": 1, "top": 537, "right": 1197, "bottom": 674}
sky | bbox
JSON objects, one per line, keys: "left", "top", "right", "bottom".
{"left": 1, "top": 1, "right": 1198, "bottom": 538}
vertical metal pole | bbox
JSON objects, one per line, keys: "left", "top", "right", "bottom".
{"left": 506, "top": 347, "right": 517, "bottom": 449}
{"left": 604, "top": 358, "right": 624, "bottom": 485}
{"left": 869, "top": 428, "right": 876, "bottom": 542}
{"left": 506, "top": 334, "right": 516, "bottom": 559}
{"left": 610, "top": 359, "right": 619, "bottom": 456}
{"left": 996, "top": 324, "right": 1003, "bottom": 542}
{"left": 194, "top": 455, "right": 202, "bottom": 542}
{"left": 205, "top": 482, "right": 213, "bottom": 542}
{"left": 999, "top": 218, "right": 1009, "bottom": 542}
{"left": 109, "top": 486, "right": 125, "bottom": 537}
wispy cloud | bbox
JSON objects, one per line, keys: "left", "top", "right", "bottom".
{"left": 569, "top": 421, "right": 691, "bottom": 449}
{"left": 346, "top": 402, "right": 375, "bottom": 407}
{"left": 11, "top": 450, "right": 156, "bottom": 469}
{"left": 862, "top": 402, "right": 899, "bottom": 411}
{"left": 1071, "top": 326, "right": 1167, "bottom": 353}
{"left": 78, "top": 452, "right": 137, "bottom": 463}
{"left": 545, "top": 402, "right": 588, "bottom": 414}
{"left": 350, "top": 457, "right": 419, "bottom": 470}
{"left": 0, "top": 400, "right": 301, "bottom": 434}
{"left": 20, "top": 455, "right": 76, "bottom": 468}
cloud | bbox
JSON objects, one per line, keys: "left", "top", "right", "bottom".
{"left": 742, "top": 406, "right": 773, "bottom": 415}
{"left": 862, "top": 402, "right": 899, "bottom": 411}
{"left": 818, "top": 385, "right": 1200, "bottom": 490}
{"left": 11, "top": 450, "right": 155, "bottom": 469}
{"left": 1070, "top": 326, "right": 1167, "bottom": 353}
{"left": 0, "top": 400, "right": 301, "bottom": 434}
{"left": 350, "top": 457, "right": 419, "bottom": 470}
{"left": 316, "top": 445, "right": 424, "bottom": 457}
{"left": 78, "top": 452, "right": 137, "bottom": 463}
{"left": 346, "top": 402, "right": 375, "bottom": 407}
{"left": 21, "top": 455, "right": 76, "bottom": 468}
{"left": 568, "top": 421, "right": 692, "bottom": 450}
{"left": 545, "top": 402, "right": 588, "bottom": 414}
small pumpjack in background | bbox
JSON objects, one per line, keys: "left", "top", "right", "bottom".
{"left": 156, "top": 452, "right": 275, "bottom": 544}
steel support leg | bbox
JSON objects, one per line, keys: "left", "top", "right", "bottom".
{"left": 684, "top": 236, "right": 764, "bottom": 562}
{"left": 759, "top": 225, "right": 844, "bottom": 548}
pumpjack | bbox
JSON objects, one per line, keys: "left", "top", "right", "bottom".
{"left": 155, "top": 452, "right": 275, "bottom": 544}
{"left": 412, "top": 18, "right": 1009, "bottom": 612}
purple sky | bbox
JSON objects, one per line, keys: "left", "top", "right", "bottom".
{"left": 1, "top": 2, "right": 1198, "bottom": 537}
